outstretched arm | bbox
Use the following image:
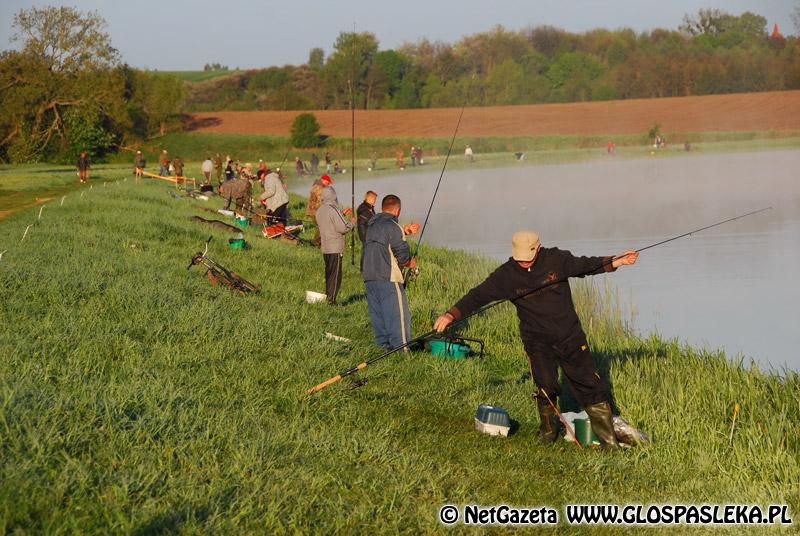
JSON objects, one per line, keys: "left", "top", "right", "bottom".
{"left": 434, "top": 266, "right": 514, "bottom": 332}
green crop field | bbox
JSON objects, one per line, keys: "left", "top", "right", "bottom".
{"left": 153, "top": 70, "right": 238, "bottom": 82}
{"left": 0, "top": 169, "right": 798, "bottom": 533}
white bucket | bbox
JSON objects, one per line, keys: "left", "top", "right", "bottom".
{"left": 305, "top": 290, "right": 327, "bottom": 304}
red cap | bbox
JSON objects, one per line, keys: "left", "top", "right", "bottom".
{"left": 320, "top": 175, "right": 332, "bottom": 185}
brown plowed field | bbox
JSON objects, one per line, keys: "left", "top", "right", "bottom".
{"left": 187, "top": 90, "right": 800, "bottom": 138}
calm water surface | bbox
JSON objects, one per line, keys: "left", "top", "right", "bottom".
{"left": 298, "top": 150, "right": 800, "bottom": 371}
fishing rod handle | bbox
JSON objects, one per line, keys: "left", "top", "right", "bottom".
{"left": 306, "top": 374, "right": 343, "bottom": 395}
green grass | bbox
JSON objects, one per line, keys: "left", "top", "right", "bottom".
{"left": 152, "top": 70, "right": 239, "bottom": 82}
{"left": 0, "top": 174, "right": 797, "bottom": 532}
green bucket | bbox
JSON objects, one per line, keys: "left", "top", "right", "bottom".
{"left": 428, "top": 339, "right": 471, "bottom": 359}
{"left": 234, "top": 217, "right": 248, "bottom": 228}
{"left": 573, "top": 418, "right": 599, "bottom": 447}
{"left": 229, "top": 238, "right": 245, "bottom": 250}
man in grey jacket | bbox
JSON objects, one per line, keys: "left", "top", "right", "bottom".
{"left": 259, "top": 171, "right": 290, "bottom": 223}
{"left": 315, "top": 187, "right": 355, "bottom": 305}
{"left": 361, "top": 195, "right": 419, "bottom": 349}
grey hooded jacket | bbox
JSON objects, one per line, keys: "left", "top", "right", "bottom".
{"left": 315, "top": 187, "right": 353, "bottom": 254}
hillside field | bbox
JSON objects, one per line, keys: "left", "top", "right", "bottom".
{"left": 186, "top": 90, "right": 800, "bottom": 138}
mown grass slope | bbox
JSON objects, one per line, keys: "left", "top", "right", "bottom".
{"left": 0, "top": 175, "right": 797, "bottom": 533}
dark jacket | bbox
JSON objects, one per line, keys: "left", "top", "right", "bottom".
{"left": 76, "top": 156, "right": 90, "bottom": 171}
{"left": 448, "top": 248, "right": 616, "bottom": 341}
{"left": 356, "top": 201, "right": 375, "bottom": 243}
{"left": 362, "top": 212, "right": 411, "bottom": 283}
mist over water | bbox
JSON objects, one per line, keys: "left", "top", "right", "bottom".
{"left": 301, "top": 150, "right": 800, "bottom": 371}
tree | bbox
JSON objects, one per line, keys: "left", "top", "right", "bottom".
{"left": 290, "top": 113, "right": 321, "bottom": 147}
{"left": 793, "top": 2, "right": 800, "bottom": 34}
{"left": 323, "top": 32, "right": 379, "bottom": 108}
{"left": 0, "top": 6, "right": 125, "bottom": 162}
{"left": 141, "top": 74, "right": 185, "bottom": 136}
{"left": 308, "top": 48, "right": 324, "bottom": 71}
{"left": 485, "top": 59, "right": 523, "bottom": 104}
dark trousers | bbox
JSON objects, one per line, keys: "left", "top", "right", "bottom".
{"left": 365, "top": 281, "right": 411, "bottom": 349}
{"left": 323, "top": 253, "right": 343, "bottom": 304}
{"left": 270, "top": 203, "right": 288, "bottom": 223}
{"left": 523, "top": 329, "right": 608, "bottom": 409}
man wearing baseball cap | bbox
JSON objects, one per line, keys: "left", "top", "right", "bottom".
{"left": 434, "top": 231, "right": 639, "bottom": 448}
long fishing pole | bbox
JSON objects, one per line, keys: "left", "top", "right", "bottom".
{"left": 350, "top": 22, "right": 357, "bottom": 267}
{"left": 305, "top": 207, "right": 772, "bottom": 395}
{"left": 404, "top": 78, "right": 473, "bottom": 285}
{"left": 277, "top": 146, "right": 291, "bottom": 174}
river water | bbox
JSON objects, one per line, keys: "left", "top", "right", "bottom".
{"left": 298, "top": 150, "right": 800, "bottom": 372}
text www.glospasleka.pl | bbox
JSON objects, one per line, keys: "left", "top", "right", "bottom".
{"left": 438, "top": 503, "right": 793, "bottom": 527}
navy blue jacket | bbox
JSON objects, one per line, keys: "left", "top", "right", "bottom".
{"left": 362, "top": 212, "right": 411, "bottom": 283}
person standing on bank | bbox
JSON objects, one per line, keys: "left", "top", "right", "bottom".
{"left": 362, "top": 195, "right": 420, "bottom": 349}
{"left": 357, "top": 190, "right": 378, "bottom": 270}
{"left": 433, "top": 231, "right": 639, "bottom": 448}
{"left": 201, "top": 156, "right": 213, "bottom": 185}
{"left": 76, "top": 150, "right": 90, "bottom": 183}
{"left": 315, "top": 187, "right": 355, "bottom": 305}
{"left": 214, "top": 153, "right": 223, "bottom": 186}
{"left": 133, "top": 150, "right": 145, "bottom": 182}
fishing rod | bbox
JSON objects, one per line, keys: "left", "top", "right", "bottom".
{"left": 305, "top": 206, "right": 772, "bottom": 395}
{"left": 403, "top": 77, "right": 474, "bottom": 285}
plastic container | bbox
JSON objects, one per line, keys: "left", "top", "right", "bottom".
{"left": 573, "top": 417, "right": 599, "bottom": 446}
{"left": 305, "top": 290, "right": 327, "bottom": 304}
{"left": 234, "top": 217, "right": 249, "bottom": 228}
{"left": 228, "top": 238, "right": 245, "bottom": 250}
{"left": 428, "top": 339, "right": 471, "bottom": 359}
{"left": 474, "top": 404, "right": 511, "bottom": 437}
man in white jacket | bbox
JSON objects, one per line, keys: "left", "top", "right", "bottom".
{"left": 259, "top": 171, "right": 290, "bottom": 223}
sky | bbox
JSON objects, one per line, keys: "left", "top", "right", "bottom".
{"left": 1, "top": 0, "right": 796, "bottom": 70}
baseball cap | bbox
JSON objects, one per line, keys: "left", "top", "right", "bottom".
{"left": 320, "top": 175, "right": 332, "bottom": 185}
{"left": 512, "top": 230, "right": 541, "bottom": 262}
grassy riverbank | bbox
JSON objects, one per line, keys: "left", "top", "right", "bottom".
{"left": 0, "top": 176, "right": 797, "bottom": 532}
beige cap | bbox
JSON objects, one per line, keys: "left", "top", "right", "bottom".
{"left": 512, "top": 230, "right": 541, "bottom": 261}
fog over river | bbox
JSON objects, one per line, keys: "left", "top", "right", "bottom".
{"left": 297, "top": 150, "right": 800, "bottom": 372}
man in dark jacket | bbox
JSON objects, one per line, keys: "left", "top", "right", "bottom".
{"left": 357, "top": 191, "right": 378, "bottom": 271}
{"left": 434, "top": 231, "right": 639, "bottom": 448}
{"left": 362, "top": 195, "right": 419, "bottom": 349}
{"left": 76, "top": 151, "right": 90, "bottom": 183}
{"left": 357, "top": 190, "right": 377, "bottom": 243}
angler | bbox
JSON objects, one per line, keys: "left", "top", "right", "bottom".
{"left": 434, "top": 230, "right": 639, "bottom": 448}
{"left": 362, "top": 195, "right": 420, "bottom": 349}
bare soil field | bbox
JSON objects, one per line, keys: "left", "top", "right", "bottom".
{"left": 187, "top": 90, "right": 800, "bottom": 138}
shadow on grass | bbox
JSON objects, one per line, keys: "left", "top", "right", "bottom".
{"left": 340, "top": 293, "right": 366, "bottom": 306}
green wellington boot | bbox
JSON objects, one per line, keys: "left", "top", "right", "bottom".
{"left": 584, "top": 401, "right": 620, "bottom": 449}
{"left": 537, "top": 398, "right": 560, "bottom": 444}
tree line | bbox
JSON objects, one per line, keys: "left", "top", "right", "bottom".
{"left": 188, "top": 8, "right": 800, "bottom": 112}
{"left": 1, "top": 6, "right": 799, "bottom": 163}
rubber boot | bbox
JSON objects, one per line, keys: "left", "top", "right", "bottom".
{"left": 584, "top": 401, "right": 620, "bottom": 449}
{"left": 536, "top": 398, "right": 560, "bottom": 444}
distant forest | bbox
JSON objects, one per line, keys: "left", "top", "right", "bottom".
{"left": 186, "top": 9, "right": 800, "bottom": 112}
{"left": 2, "top": 6, "right": 799, "bottom": 163}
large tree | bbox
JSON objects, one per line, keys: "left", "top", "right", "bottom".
{"left": 323, "top": 32, "right": 379, "bottom": 109}
{"left": 0, "top": 6, "right": 125, "bottom": 162}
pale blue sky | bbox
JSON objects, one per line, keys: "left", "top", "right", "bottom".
{"left": 1, "top": 0, "right": 796, "bottom": 70}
